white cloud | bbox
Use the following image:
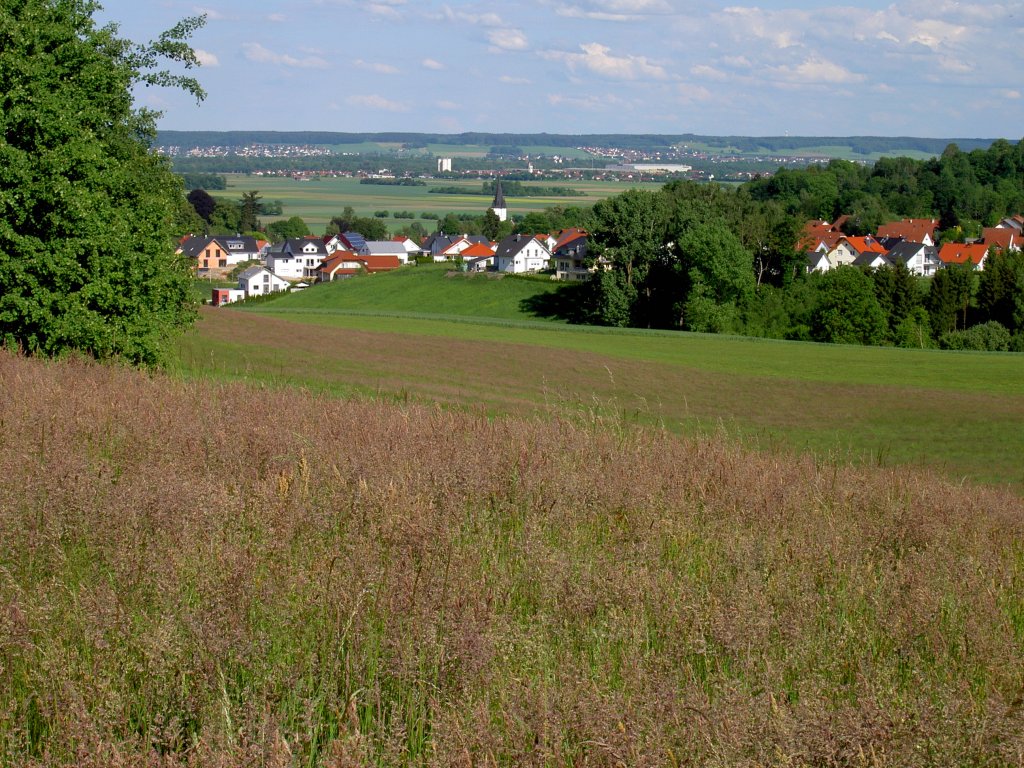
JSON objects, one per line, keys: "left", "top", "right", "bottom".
{"left": 422, "top": 58, "right": 445, "bottom": 70}
{"left": 194, "top": 49, "right": 219, "bottom": 67}
{"left": 441, "top": 6, "right": 505, "bottom": 27}
{"left": 347, "top": 94, "right": 410, "bottom": 112}
{"left": 437, "top": 100, "right": 459, "bottom": 110}
{"left": 542, "top": 42, "right": 668, "bottom": 80}
{"left": 366, "top": 1, "right": 405, "bottom": 20}
{"left": 500, "top": 75, "right": 532, "bottom": 84}
{"left": 242, "top": 43, "right": 328, "bottom": 69}
{"left": 354, "top": 59, "right": 400, "bottom": 74}
{"left": 720, "top": 7, "right": 803, "bottom": 49}
{"left": 547, "top": 93, "right": 625, "bottom": 111}
{"left": 266, "top": 13, "right": 286, "bottom": 22}
{"left": 551, "top": 0, "right": 673, "bottom": 21}
{"left": 488, "top": 28, "right": 529, "bottom": 51}
{"left": 1003, "top": 89, "right": 1022, "bottom": 100}
{"left": 690, "top": 64, "right": 727, "bottom": 81}
{"left": 768, "top": 55, "right": 865, "bottom": 85}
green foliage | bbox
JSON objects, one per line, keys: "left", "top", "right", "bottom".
{"left": 0, "top": 0, "right": 204, "bottom": 365}
{"left": 208, "top": 198, "right": 241, "bottom": 231}
{"left": 976, "top": 248, "right": 1024, "bottom": 333}
{"left": 871, "top": 263, "right": 922, "bottom": 338}
{"left": 940, "top": 321, "right": 1012, "bottom": 351}
{"left": 178, "top": 172, "right": 225, "bottom": 190}
{"left": 580, "top": 269, "right": 636, "bottom": 327}
{"left": 266, "top": 216, "right": 310, "bottom": 241}
{"left": 811, "top": 268, "right": 888, "bottom": 345}
{"left": 239, "top": 190, "right": 261, "bottom": 232}
{"left": 927, "top": 264, "right": 977, "bottom": 336}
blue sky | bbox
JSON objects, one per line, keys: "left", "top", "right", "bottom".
{"left": 97, "top": 0, "right": 1024, "bottom": 138}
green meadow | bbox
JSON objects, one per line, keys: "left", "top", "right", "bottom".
{"left": 174, "top": 267, "right": 1024, "bottom": 490}
{"left": 219, "top": 174, "right": 662, "bottom": 231}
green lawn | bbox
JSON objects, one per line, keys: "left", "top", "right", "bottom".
{"left": 172, "top": 265, "right": 1024, "bottom": 489}
{"left": 272, "top": 263, "right": 564, "bottom": 320}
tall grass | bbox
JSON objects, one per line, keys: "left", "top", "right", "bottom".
{"left": 1, "top": 350, "right": 1023, "bottom": 766}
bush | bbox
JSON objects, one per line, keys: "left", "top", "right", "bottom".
{"left": 939, "top": 320, "right": 1012, "bottom": 351}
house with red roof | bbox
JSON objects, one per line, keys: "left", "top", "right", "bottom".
{"left": 982, "top": 228, "right": 1021, "bottom": 252}
{"left": 876, "top": 218, "right": 939, "bottom": 246}
{"left": 315, "top": 251, "right": 364, "bottom": 282}
{"left": 826, "top": 235, "right": 888, "bottom": 269}
{"left": 460, "top": 242, "right": 497, "bottom": 271}
{"left": 798, "top": 218, "right": 846, "bottom": 253}
{"left": 552, "top": 228, "right": 609, "bottom": 281}
{"left": 938, "top": 243, "right": 990, "bottom": 270}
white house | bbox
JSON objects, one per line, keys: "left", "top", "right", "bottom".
{"left": 494, "top": 233, "right": 551, "bottom": 274}
{"left": 238, "top": 266, "right": 290, "bottom": 297}
{"left": 806, "top": 250, "right": 831, "bottom": 273}
{"left": 885, "top": 241, "right": 941, "bottom": 276}
{"left": 268, "top": 238, "right": 328, "bottom": 280}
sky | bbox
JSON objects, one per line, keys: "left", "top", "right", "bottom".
{"left": 95, "top": 0, "right": 1024, "bottom": 139}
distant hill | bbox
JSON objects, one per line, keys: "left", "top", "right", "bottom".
{"left": 157, "top": 131, "right": 1006, "bottom": 157}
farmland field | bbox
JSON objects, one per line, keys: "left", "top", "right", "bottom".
{"left": 174, "top": 268, "right": 1024, "bottom": 490}
{"left": 219, "top": 174, "right": 663, "bottom": 231}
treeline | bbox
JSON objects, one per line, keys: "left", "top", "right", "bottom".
{"left": 746, "top": 139, "right": 1024, "bottom": 234}
{"left": 359, "top": 178, "right": 426, "bottom": 187}
{"left": 430, "top": 181, "right": 584, "bottom": 197}
{"left": 178, "top": 172, "right": 226, "bottom": 190}
{"left": 158, "top": 130, "right": 1007, "bottom": 156}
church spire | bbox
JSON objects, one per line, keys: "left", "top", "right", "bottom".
{"left": 490, "top": 178, "right": 508, "bottom": 222}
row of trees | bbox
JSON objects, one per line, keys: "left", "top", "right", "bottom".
{"left": 746, "top": 140, "right": 1024, "bottom": 235}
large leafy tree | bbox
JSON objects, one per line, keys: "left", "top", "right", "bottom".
{"left": 811, "top": 267, "right": 888, "bottom": 345}
{"left": 0, "top": 1, "right": 205, "bottom": 365}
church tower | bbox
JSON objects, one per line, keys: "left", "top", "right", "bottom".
{"left": 490, "top": 178, "right": 507, "bottom": 222}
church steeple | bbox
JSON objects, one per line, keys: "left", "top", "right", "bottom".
{"left": 490, "top": 178, "right": 507, "bottom": 222}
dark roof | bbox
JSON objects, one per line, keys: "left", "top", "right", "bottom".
{"left": 885, "top": 241, "right": 934, "bottom": 265}
{"left": 237, "top": 266, "right": 268, "bottom": 280}
{"left": 282, "top": 238, "right": 328, "bottom": 257}
{"left": 495, "top": 233, "right": 546, "bottom": 259}
{"left": 491, "top": 179, "right": 506, "bottom": 209}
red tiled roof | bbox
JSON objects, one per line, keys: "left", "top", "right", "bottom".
{"left": 983, "top": 228, "right": 1019, "bottom": 250}
{"left": 938, "top": 243, "right": 988, "bottom": 266}
{"left": 358, "top": 255, "right": 401, "bottom": 272}
{"left": 553, "top": 227, "right": 588, "bottom": 251}
{"left": 877, "top": 218, "right": 938, "bottom": 243}
{"left": 844, "top": 236, "right": 888, "bottom": 255}
{"left": 460, "top": 243, "right": 495, "bottom": 258}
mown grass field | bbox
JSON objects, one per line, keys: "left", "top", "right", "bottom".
{"left": 4, "top": 349, "right": 1024, "bottom": 766}
{"left": 173, "top": 267, "right": 1024, "bottom": 490}
{"left": 220, "top": 175, "right": 663, "bottom": 231}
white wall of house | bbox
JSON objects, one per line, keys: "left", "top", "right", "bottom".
{"left": 267, "top": 254, "right": 305, "bottom": 280}
{"left": 240, "top": 269, "right": 289, "bottom": 297}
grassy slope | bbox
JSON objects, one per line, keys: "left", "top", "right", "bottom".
{"left": 275, "top": 263, "right": 564, "bottom": 320}
{"left": 175, "top": 265, "right": 1024, "bottom": 487}
{"left": 4, "top": 350, "right": 1024, "bottom": 766}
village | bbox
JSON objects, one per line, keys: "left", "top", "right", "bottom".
{"left": 181, "top": 169, "right": 1024, "bottom": 309}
